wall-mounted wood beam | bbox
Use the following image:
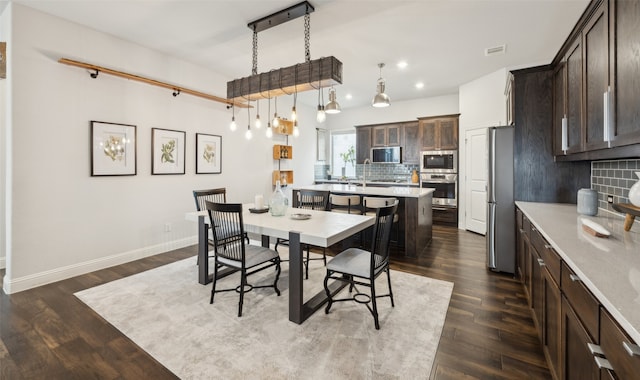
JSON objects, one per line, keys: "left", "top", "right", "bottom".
{"left": 58, "top": 58, "right": 250, "bottom": 108}
{"left": 0, "top": 42, "right": 6, "bottom": 79}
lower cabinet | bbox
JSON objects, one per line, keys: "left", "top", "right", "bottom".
{"left": 516, "top": 206, "right": 640, "bottom": 380}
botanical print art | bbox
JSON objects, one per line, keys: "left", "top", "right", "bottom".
{"left": 91, "top": 121, "right": 137, "bottom": 176}
{"left": 196, "top": 133, "right": 221, "bottom": 174}
{"left": 152, "top": 128, "right": 185, "bottom": 175}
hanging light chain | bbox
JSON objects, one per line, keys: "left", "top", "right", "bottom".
{"left": 252, "top": 29, "right": 258, "bottom": 75}
{"left": 304, "top": 12, "right": 311, "bottom": 63}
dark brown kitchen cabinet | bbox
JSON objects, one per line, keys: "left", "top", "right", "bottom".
{"left": 565, "top": 37, "right": 584, "bottom": 154}
{"left": 600, "top": 308, "right": 640, "bottom": 380}
{"left": 402, "top": 121, "right": 420, "bottom": 163}
{"left": 583, "top": 1, "right": 610, "bottom": 151}
{"left": 530, "top": 233, "right": 544, "bottom": 334}
{"left": 553, "top": 63, "right": 567, "bottom": 156}
{"left": 543, "top": 261, "right": 562, "bottom": 380}
{"left": 561, "top": 296, "right": 600, "bottom": 380}
{"left": 372, "top": 124, "right": 401, "bottom": 147}
{"left": 608, "top": 0, "right": 640, "bottom": 147}
{"left": 356, "top": 126, "right": 372, "bottom": 164}
{"left": 418, "top": 114, "right": 459, "bottom": 151}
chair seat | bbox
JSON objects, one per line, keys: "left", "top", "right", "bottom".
{"left": 327, "top": 248, "right": 384, "bottom": 278}
{"left": 365, "top": 210, "right": 399, "bottom": 222}
{"left": 218, "top": 245, "right": 279, "bottom": 269}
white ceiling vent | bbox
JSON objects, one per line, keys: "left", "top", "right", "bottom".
{"left": 485, "top": 44, "right": 506, "bottom": 56}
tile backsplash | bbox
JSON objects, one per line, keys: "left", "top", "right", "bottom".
{"left": 591, "top": 159, "right": 640, "bottom": 213}
{"left": 314, "top": 163, "right": 419, "bottom": 182}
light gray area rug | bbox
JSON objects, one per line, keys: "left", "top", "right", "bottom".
{"left": 75, "top": 253, "right": 453, "bottom": 379}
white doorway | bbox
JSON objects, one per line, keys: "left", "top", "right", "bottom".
{"left": 465, "top": 127, "right": 488, "bottom": 235}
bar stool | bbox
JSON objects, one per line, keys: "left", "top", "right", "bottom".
{"left": 330, "top": 194, "right": 362, "bottom": 215}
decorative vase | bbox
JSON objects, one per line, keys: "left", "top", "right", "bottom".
{"left": 411, "top": 170, "right": 419, "bottom": 183}
{"left": 341, "top": 167, "right": 346, "bottom": 178}
{"left": 629, "top": 172, "right": 640, "bottom": 207}
{"left": 270, "top": 180, "right": 288, "bottom": 216}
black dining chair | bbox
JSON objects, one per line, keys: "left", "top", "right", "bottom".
{"left": 323, "top": 202, "right": 398, "bottom": 329}
{"left": 193, "top": 188, "right": 248, "bottom": 264}
{"left": 275, "top": 189, "right": 330, "bottom": 279}
{"left": 206, "top": 201, "right": 281, "bottom": 317}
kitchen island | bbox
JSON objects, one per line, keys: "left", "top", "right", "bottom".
{"left": 293, "top": 184, "right": 434, "bottom": 257}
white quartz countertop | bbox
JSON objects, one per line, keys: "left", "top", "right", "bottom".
{"left": 293, "top": 184, "right": 434, "bottom": 198}
{"left": 516, "top": 201, "right": 640, "bottom": 343}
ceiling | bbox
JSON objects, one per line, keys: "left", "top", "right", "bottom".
{"left": 7, "top": 0, "right": 590, "bottom": 110}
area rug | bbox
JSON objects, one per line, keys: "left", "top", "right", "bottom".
{"left": 75, "top": 252, "right": 453, "bottom": 379}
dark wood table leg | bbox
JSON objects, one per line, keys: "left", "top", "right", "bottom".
{"left": 197, "top": 215, "right": 209, "bottom": 285}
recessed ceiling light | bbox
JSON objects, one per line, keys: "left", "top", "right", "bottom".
{"left": 415, "top": 82, "right": 424, "bottom": 89}
{"left": 397, "top": 61, "right": 408, "bottom": 69}
{"left": 345, "top": 93, "right": 353, "bottom": 100}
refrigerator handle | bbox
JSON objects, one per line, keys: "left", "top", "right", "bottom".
{"left": 489, "top": 129, "right": 497, "bottom": 203}
{"left": 487, "top": 204, "right": 497, "bottom": 268}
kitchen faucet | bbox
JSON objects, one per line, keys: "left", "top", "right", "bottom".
{"left": 363, "top": 158, "right": 371, "bottom": 188}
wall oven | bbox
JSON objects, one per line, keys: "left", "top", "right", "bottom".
{"left": 420, "top": 150, "right": 457, "bottom": 173}
{"left": 421, "top": 173, "right": 457, "bottom": 207}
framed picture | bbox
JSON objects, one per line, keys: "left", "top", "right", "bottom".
{"left": 152, "top": 128, "right": 186, "bottom": 175}
{"left": 91, "top": 121, "right": 137, "bottom": 176}
{"left": 196, "top": 133, "right": 222, "bottom": 174}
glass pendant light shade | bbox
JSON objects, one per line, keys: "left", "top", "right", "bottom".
{"left": 291, "top": 106, "right": 297, "bottom": 122}
{"left": 255, "top": 114, "right": 262, "bottom": 129}
{"left": 245, "top": 127, "right": 253, "bottom": 139}
{"left": 316, "top": 105, "right": 326, "bottom": 123}
{"left": 325, "top": 87, "right": 341, "bottom": 114}
{"left": 266, "top": 124, "right": 273, "bottom": 138}
{"left": 229, "top": 116, "right": 237, "bottom": 131}
{"left": 293, "top": 121, "right": 300, "bottom": 137}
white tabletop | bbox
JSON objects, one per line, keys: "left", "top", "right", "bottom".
{"left": 293, "top": 184, "right": 434, "bottom": 198}
{"left": 516, "top": 201, "right": 640, "bottom": 343}
{"left": 185, "top": 204, "right": 375, "bottom": 248}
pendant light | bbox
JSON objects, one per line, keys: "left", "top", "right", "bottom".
{"left": 372, "top": 62, "right": 390, "bottom": 108}
{"left": 245, "top": 101, "right": 253, "bottom": 140}
{"left": 293, "top": 120, "right": 300, "bottom": 137}
{"left": 266, "top": 89, "right": 273, "bottom": 138}
{"left": 272, "top": 97, "right": 279, "bottom": 127}
{"left": 325, "top": 86, "right": 341, "bottom": 114}
{"left": 254, "top": 100, "right": 262, "bottom": 129}
{"left": 229, "top": 103, "right": 237, "bottom": 131}
{"left": 316, "top": 59, "right": 326, "bottom": 123}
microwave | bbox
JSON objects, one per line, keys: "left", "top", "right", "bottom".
{"left": 371, "top": 146, "right": 402, "bottom": 163}
{"left": 420, "top": 150, "right": 457, "bottom": 173}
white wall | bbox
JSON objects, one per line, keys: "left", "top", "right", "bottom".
{"left": 1, "top": 3, "right": 11, "bottom": 271}
{"left": 457, "top": 68, "right": 507, "bottom": 230}
{"left": 2, "top": 4, "right": 316, "bottom": 293}
{"left": 325, "top": 95, "right": 459, "bottom": 131}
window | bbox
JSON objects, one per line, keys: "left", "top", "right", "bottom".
{"left": 331, "top": 130, "right": 356, "bottom": 178}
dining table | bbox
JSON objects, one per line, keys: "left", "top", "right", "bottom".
{"left": 185, "top": 204, "right": 375, "bottom": 324}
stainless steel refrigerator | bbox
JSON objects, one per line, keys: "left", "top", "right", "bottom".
{"left": 486, "top": 126, "right": 515, "bottom": 274}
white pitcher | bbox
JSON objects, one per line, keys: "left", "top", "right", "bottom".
{"left": 629, "top": 172, "right": 640, "bottom": 207}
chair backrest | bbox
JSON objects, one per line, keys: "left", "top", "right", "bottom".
{"left": 369, "top": 202, "right": 399, "bottom": 273}
{"left": 205, "top": 201, "right": 246, "bottom": 265}
{"left": 295, "top": 190, "right": 330, "bottom": 211}
{"left": 193, "top": 188, "right": 227, "bottom": 211}
{"left": 330, "top": 194, "right": 361, "bottom": 214}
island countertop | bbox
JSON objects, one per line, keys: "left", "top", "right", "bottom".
{"left": 293, "top": 184, "right": 434, "bottom": 198}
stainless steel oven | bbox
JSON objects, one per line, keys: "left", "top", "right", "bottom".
{"left": 421, "top": 173, "right": 457, "bottom": 207}
{"left": 420, "top": 150, "right": 457, "bottom": 173}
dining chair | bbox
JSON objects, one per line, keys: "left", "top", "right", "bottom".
{"left": 193, "top": 188, "right": 248, "bottom": 265}
{"left": 323, "top": 202, "right": 398, "bottom": 329}
{"left": 205, "top": 201, "right": 281, "bottom": 317}
{"left": 275, "top": 189, "right": 330, "bottom": 279}
{"left": 330, "top": 194, "right": 362, "bottom": 214}
{"left": 362, "top": 196, "right": 399, "bottom": 245}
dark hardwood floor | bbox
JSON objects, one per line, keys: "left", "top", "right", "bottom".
{"left": 0, "top": 226, "right": 550, "bottom": 379}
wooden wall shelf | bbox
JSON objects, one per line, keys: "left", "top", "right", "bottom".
{"left": 273, "top": 145, "right": 292, "bottom": 159}
{"left": 272, "top": 170, "right": 293, "bottom": 186}
{"left": 273, "top": 119, "right": 294, "bottom": 135}
{"left": 58, "top": 58, "right": 250, "bottom": 108}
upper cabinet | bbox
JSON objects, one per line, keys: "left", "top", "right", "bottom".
{"left": 553, "top": 0, "right": 640, "bottom": 160}
{"left": 356, "top": 126, "right": 372, "bottom": 164}
{"left": 418, "top": 114, "right": 459, "bottom": 151}
{"left": 372, "top": 124, "right": 402, "bottom": 147}
{"left": 402, "top": 121, "right": 420, "bottom": 164}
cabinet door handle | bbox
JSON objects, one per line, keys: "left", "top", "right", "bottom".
{"left": 594, "top": 356, "right": 614, "bottom": 371}
{"left": 544, "top": 244, "right": 553, "bottom": 249}
{"left": 532, "top": 227, "right": 537, "bottom": 232}
{"left": 561, "top": 116, "right": 568, "bottom": 154}
{"left": 569, "top": 274, "right": 581, "bottom": 282}
{"left": 588, "top": 343, "right": 605, "bottom": 355}
{"left": 537, "top": 258, "right": 546, "bottom": 267}
{"left": 519, "top": 229, "right": 525, "bottom": 233}
{"left": 623, "top": 341, "right": 640, "bottom": 357}
{"left": 603, "top": 87, "right": 612, "bottom": 148}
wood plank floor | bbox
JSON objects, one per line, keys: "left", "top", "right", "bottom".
{"left": 0, "top": 226, "right": 551, "bottom": 379}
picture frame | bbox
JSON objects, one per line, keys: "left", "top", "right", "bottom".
{"left": 195, "top": 133, "right": 222, "bottom": 174}
{"left": 152, "top": 128, "right": 186, "bottom": 175}
{"left": 91, "top": 121, "right": 137, "bottom": 176}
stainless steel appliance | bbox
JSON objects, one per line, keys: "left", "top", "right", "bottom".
{"left": 371, "top": 146, "right": 402, "bottom": 163}
{"left": 421, "top": 173, "right": 457, "bottom": 206}
{"left": 420, "top": 150, "right": 457, "bottom": 173}
{"left": 486, "top": 126, "right": 515, "bottom": 274}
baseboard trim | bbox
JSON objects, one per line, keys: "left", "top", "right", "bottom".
{"left": 2, "top": 236, "right": 197, "bottom": 294}
{"left": 0, "top": 256, "right": 5, "bottom": 270}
